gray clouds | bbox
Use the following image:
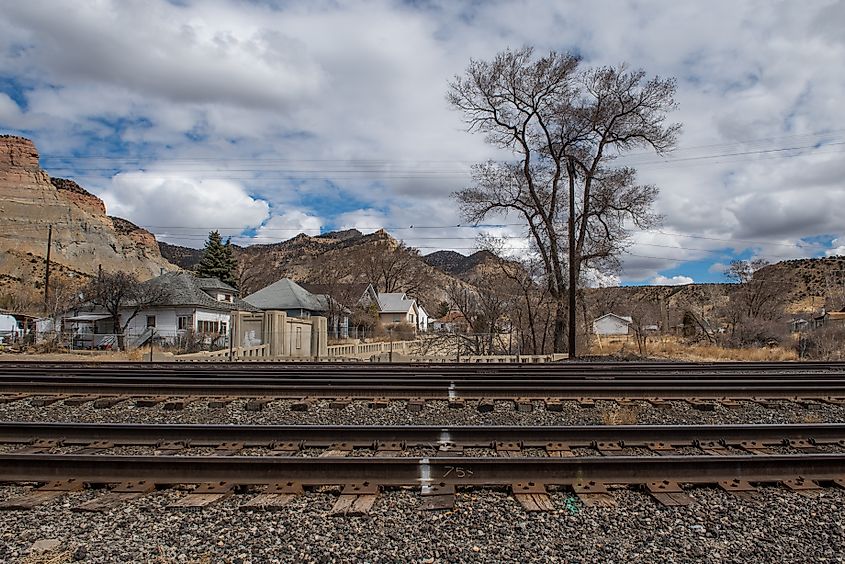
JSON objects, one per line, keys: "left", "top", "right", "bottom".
{"left": 0, "top": 0, "right": 843, "bottom": 281}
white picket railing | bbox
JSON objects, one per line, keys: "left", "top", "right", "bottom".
{"left": 327, "top": 340, "right": 420, "bottom": 357}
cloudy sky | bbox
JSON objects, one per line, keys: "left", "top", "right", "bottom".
{"left": 1, "top": 0, "right": 844, "bottom": 285}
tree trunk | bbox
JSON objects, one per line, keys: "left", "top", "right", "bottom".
{"left": 113, "top": 316, "right": 123, "bottom": 351}
{"left": 553, "top": 297, "right": 567, "bottom": 353}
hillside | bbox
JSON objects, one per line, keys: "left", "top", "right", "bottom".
{"left": 0, "top": 135, "right": 177, "bottom": 312}
{"left": 423, "top": 249, "right": 499, "bottom": 278}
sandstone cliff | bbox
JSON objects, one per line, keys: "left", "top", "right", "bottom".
{"left": 0, "top": 135, "right": 177, "bottom": 309}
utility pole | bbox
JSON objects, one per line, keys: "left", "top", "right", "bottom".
{"left": 43, "top": 224, "right": 52, "bottom": 312}
{"left": 567, "top": 158, "right": 577, "bottom": 360}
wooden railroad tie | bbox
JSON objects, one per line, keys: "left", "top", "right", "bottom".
{"left": 781, "top": 477, "right": 823, "bottom": 497}
{"left": 30, "top": 395, "right": 66, "bottom": 407}
{"left": 75, "top": 440, "right": 115, "bottom": 455}
{"left": 74, "top": 481, "right": 155, "bottom": 512}
{"left": 0, "top": 393, "right": 30, "bottom": 405}
{"left": 645, "top": 481, "right": 693, "bottom": 507}
{"left": 63, "top": 395, "right": 100, "bottom": 407}
{"left": 168, "top": 481, "right": 236, "bottom": 510}
{"left": 12, "top": 439, "right": 62, "bottom": 454}
{"left": 213, "top": 442, "right": 245, "bottom": 456}
{"left": 207, "top": 397, "right": 235, "bottom": 408}
{"left": 92, "top": 396, "right": 123, "bottom": 409}
{"left": 476, "top": 398, "right": 495, "bottom": 413}
{"left": 515, "top": 398, "right": 533, "bottom": 413}
{"left": 0, "top": 479, "right": 83, "bottom": 511}
{"left": 718, "top": 479, "right": 758, "bottom": 501}
{"left": 245, "top": 397, "right": 273, "bottom": 411}
{"left": 330, "top": 482, "right": 379, "bottom": 516}
{"left": 320, "top": 442, "right": 353, "bottom": 457}
{"left": 134, "top": 396, "right": 169, "bottom": 408}
{"left": 512, "top": 482, "right": 553, "bottom": 512}
{"left": 329, "top": 397, "right": 351, "bottom": 409}
{"left": 496, "top": 441, "right": 521, "bottom": 458}
{"left": 419, "top": 483, "right": 455, "bottom": 511}
{"left": 241, "top": 482, "right": 303, "bottom": 511}
{"left": 368, "top": 397, "right": 389, "bottom": 409}
{"left": 406, "top": 398, "right": 425, "bottom": 412}
{"left": 291, "top": 397, "right": 316, "bottom": 411}
{"left": 544, "top": 398, "right": 563, "bottom": 412}
{"left": 545, "top": 442, "right": 574, "bottom": 457}
{"left": 572, "top": 481, "right": 615, "bottom": 507}
{"left": 269, "top": 441, "right": 301, "bottom": 456}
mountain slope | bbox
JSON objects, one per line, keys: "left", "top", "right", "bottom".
{"left": 0, "top": 135, "right": 177, "bottom": 309}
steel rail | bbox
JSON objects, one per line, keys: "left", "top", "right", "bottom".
{"left": 1, "top": 422, "right": 844, "bottom": 446}
{"left": 2, "top": 360, "right": 843, "bottom": 369}
{"left": 3, "top": 379, "right": 845, "bottom": 398}
{"left": 2, "top": 453, "right": 844, "bottom": 486}
{"left": 6, "top": 371, "right": 845, "bottom": 382}
{"left": 1, "top": 362, "right": 844, "bottom": 379}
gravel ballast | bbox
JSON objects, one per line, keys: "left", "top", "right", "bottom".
{"left": 0, "top": 484, "right": 843, "bottom": 563}
{"left": 0, "top": 398, "right": 842, "bottom": 426}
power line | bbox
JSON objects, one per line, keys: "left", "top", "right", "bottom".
{"left": 37, "top": 127, "right": 845, "bottom": 162}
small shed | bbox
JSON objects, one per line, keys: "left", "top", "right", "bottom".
{"left": 592, "top": 313, "right": 633, "bottom": 336}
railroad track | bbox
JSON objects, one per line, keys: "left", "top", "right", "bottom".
{"left": 2, "top": 361, "right": 845, "bottom": 400}
{"left": 1, "top": 422, "right": 845, "bottom": 512}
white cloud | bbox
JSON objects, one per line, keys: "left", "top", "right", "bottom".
{"left": 651, "top": 275, "right": 694, "bottom": 286}
{"left": 2, "top": 0, "right": 845, "bottom": 279}
{"left": 827, "top": 238, "right": 845, "bottom": 257}
{"left": 245, "top": 211, "right": 322, "bottom": 245}
{"left": 99, "top": 171, "right": 270, "bottom": 247}
{"left": 335, "top": 209, "right": 389, "bottom": 234}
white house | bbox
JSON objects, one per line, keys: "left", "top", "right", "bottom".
{"left": 592, "top": 313, "right": 633, "bottom": 336}
{"left": 416, "top": 303, "right": 430, "bottom": 332}
{"left": 376, "top": 292, "right": 424, "bottom": 330}
{"left": 64, "top": 272, "right": 258, "bottom": 349}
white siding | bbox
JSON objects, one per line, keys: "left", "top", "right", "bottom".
{"left": 120, "top": 307, "right": 231, "bottom": 339}
{"left": 593, "top": 316, "right": 630, "bottom": 336}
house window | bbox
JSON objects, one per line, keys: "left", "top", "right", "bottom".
{"left": 198, "top": 320, "right": 220, "bottom": 333}
{"left": 146, "top": 316, "right": 156, "bottom": 328}
{"left": 394, "top": 316, "right": 401, "bottom": 323}
{"left": 295, "top": 327, "right": 302, "bottom": 349}
{"left": 177, "top": 315, "right": 192, "bottom": 330}
{"left": 220, "top": 322, "right": 227, "bottom": 335}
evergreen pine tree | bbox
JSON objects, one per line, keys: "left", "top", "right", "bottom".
{"left": 223, "top": 237, "right": 238, "bottom": 288}
{"left": 196, "top": 231, "right": 237, "bottom": 287}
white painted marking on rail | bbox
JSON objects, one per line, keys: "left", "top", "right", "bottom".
{"left": 439, "top": 430, "right": 452, "bottom": 446}
{"left": 418, "top": 457, "right": 433, "bottom": 492}
{"left": 448, "top": 382, "right": 456, "bottom": 400}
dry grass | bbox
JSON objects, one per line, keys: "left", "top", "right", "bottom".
{"left": 589, "top": 335, "right": 798, "bottom": 362}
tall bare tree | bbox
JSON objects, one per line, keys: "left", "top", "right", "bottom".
{"left": 448, "top": 47, "right": 680, "bottom": 353}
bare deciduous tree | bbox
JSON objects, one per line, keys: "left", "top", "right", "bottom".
{"left": 83, "top": 272, "right": 168, "bottom": 350}
{"left": 722, "top": 259, "right": 788, "bottom": 345}
{"left": 448, "top": 46, "right": 680, "bottom": 352}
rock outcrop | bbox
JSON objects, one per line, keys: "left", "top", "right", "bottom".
{"left": 0, "top": 135, "right": 177, "bottom": 305}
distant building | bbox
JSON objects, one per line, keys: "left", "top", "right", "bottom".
{"left": 244, "top": 278, "right": 349, "bottom": 338}
{"left": 592, "top": 313, "right": 633, "bottom": 336}
{"left": 812, "top": 308, "right": 845, "bottom": 329}
{"left": 377, "top": 292, "right": 428, "bottom": 331}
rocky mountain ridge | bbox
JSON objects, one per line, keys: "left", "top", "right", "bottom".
{"left": 0, "top": 135, "right": 177, "bottom": 311}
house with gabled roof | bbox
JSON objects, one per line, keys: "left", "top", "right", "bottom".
{"left": 592, "top": 313, "right": 633, "bottom": 336}
{"left": 64, "top": 271, "right": 258, "bottom": 349}
{"left": 376, "top": 292, "right": 428, "bottom": 332}
{"left": 243, "top": 278, "right": 350, "bottom": 338}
